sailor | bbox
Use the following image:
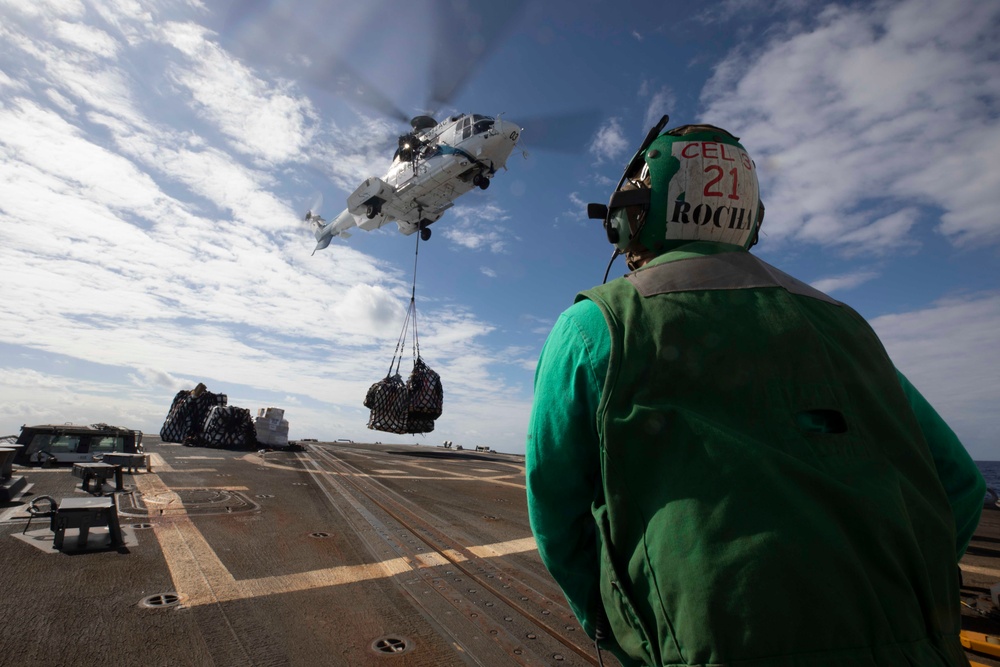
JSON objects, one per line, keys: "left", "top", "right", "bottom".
{"left": 526, "top": 118, "right": 986, "bottom": 666}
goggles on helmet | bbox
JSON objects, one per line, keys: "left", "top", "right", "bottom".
{"left": 588, "top": 115, "right": 669, "bottom": 250}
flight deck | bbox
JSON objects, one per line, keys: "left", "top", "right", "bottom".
{"left": 1, "top": 438, "right": 998, "bottom": 666}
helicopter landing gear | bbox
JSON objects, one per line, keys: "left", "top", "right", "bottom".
{"left": 365, "top": 201, "right": 382, "bottom": 219}
{"left": 478, "top": 177, "right": 490, "bottom": 190}
{"left": 420, "top": 227, "right": 431, "bottom": 241}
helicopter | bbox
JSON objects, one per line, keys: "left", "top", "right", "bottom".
{"left": 308, "top": 111, "right": 523, "bottom": 254}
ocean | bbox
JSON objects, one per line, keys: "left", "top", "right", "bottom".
{"left": 976, "top": 461, "right": 1000, "bottom": 491}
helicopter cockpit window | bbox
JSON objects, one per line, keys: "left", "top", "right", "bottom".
{"left": 471, "top": 114, "right": 494, "bottom": 135}
{"left": 460, "top": 116, "right": 472, "bottom": 140}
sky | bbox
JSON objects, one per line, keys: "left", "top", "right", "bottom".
{"left": 0, "top": 0, "right": 997, "bottom": 459}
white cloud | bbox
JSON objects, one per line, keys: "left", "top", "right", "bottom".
{"left": 480, "top": 267, "right": 497, "bottom": 278}
{"left": 700, "top": 0, "right": 1000, "bottom": 253}
{"left": 128, "top": 367, "right": 191, "bottom": 392}
{"left": 638, "top": 81, "right": 676, "bottom": 130}
{"left": 557, "top": 191, "right": 590, "bottom": 224}
{"left": 0, "top": 366, "right": 168, "bottom": 436}
{"left": 0, "top": 0, "right": 86, "bottom": 21}
{"left": 695, "top": 0, "right": 811, "bottom": 25}
{"left": 871, "top": 291, "right": 1000, "bottom": 459}
{"left": 310, "top": 115, "right": 398, "bottom": 192}
{"left": 589, "top": 117, "right": 629, "bottom": 165}
{"left": 53, "top": 19, "right": 120, "bottom": 57}
{"left": 442, "top": 203, "right": 513, "bottom": 253}
{"left": 809, "top": 270, "right": 879, "bottom": 294}
{"left": 158, "top": 21, "right": 318, "bottom": 165}
{"left": 331, "top": 284, "right": 407, "bottom": 335}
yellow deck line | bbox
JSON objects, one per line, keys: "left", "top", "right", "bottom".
{"left": 469, "top": 536, "right": 537, "bottom": 558}
{"left": 960, "top": 563, "right": 1000, "bottom": 579}
{"left": 147, "top": 453, "right": 172, "bottom": 472}
{"left": 135, "top": 473, "right": 538, "bottom": 607}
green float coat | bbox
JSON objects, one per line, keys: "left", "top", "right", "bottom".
{"left": 527, "top": 242, "right": 984, "bottom": 666}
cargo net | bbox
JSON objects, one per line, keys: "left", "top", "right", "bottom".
{"left": 365, "top": 233, "right": 443, "bottom": 435}
{"left": 365, "top": 358, "right": 443, "bottom": 435}
{"left": 201, "top": 405, "right": 257, "bottom": 450}
{"left": 159, "top": 383, "right": 257, "bottom": 450}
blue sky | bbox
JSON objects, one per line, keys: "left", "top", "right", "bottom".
{"left": 0, "top": 0, "right": 997, "bottom": 459}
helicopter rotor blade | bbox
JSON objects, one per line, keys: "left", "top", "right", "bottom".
{"left": 426, "top": 0, "right": 529, "bottom": 112}
{"left": 517, "top": 110, "right": 603, "bottom": 153}
{"left": 212, "top": 1, "right": 412, "bottom": 123}
{"left": 305, "top": 57, "right": 411, "bottom": 124}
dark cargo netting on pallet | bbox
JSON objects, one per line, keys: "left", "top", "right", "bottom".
{"left": 159, "top": 385, "right": 257, "bottom": 450}
{"left": 199, "top": 405, "right": 257, "bottom": 450}
{"left": 159, "top": 390, "right": 227, "bottom": 443}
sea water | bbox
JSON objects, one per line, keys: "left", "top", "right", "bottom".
{"left": 976, "top": 461, "right": 1000, "bottom": 492}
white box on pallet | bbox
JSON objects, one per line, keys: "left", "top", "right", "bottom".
{"left": 254, "top": 416, "right": 289, "bottom": 447}
{"left": 257, "top": 407, "right": 285, "bottom": 421}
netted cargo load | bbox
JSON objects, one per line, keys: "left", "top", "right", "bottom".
{"left": 159, "top": 384, "right": 227, "bottom": 443}
{"left": 365, "top": 373, "right": 410, "bottom": 434}
{"left": 364, "top": 233, "right": 444, "bottom": 435}
{"left": 159, "top": 390, "right": 190, "bottom": 443}
{"left": 200, "top": 405, "right": 257, "bottom": 450}
{"left": 407, "top": 358, "right": 443, "bottom": 422}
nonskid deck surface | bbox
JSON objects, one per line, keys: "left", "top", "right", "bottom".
{"left": 0, "top": 439, "right": 997, "bottom": 666}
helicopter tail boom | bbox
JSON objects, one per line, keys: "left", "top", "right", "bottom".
{"left": 311, "top": 208, "right": 358, "bottom": 255}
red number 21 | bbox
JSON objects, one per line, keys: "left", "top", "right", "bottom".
{"left": 703, "top": 166, "right": 741, "bottom": 200}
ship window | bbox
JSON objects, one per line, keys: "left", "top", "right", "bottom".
{"left": 91, "top": 436, "right": 123, "bottom": 453}
{"left": 33, "top": 434, "right": 81, "bottom": 453}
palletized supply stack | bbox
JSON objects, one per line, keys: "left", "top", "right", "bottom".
{"left": 159, "top": 383, "right": 227, "bottom": 443}
{"left": 159, "top": 383, "right": 259, "bottom": 450}
{"left": 202, "top": 405, "right": 256, "bottom": 449}
{"left": 254, "top": 408, "right": 290, "bottom": 448}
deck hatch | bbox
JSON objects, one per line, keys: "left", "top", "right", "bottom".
{"left": 119, "top": 488, "right": 259, "bottom": 516}
{"left": 370, "top": 636, "right": 413, "bottom": 655}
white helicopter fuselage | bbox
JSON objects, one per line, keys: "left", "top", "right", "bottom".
{"left": 311, "top": 114, "right": 521, "bottom": 253}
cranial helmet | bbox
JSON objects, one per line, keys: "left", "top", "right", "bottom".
{"left": 588, "top": 116, "right": 764, "bottom": 259}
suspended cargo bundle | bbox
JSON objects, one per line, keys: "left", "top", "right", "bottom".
{"left": 200, "top": 405, "right": 257, "bottom": 450}
{"left": 159, "top": 383, "right": 227, "bottom": 443}
{"left": 364, "top": 373, "right": 410, "bottom": 434}
{"left": 407, "top": 357, "right": 443, "bottom": 427}
{"left": 365, "top": 232, "right": 444, "bottom": 435}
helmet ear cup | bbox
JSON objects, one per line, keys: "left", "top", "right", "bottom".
{"left": 748, "top": 199, "right": 765, "bottom": 248}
